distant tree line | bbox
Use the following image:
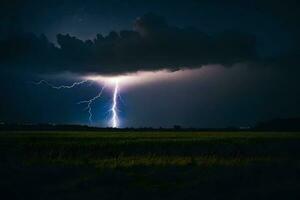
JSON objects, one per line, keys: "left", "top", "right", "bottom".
{"left": 0, "top": 118, "right": 300, "bottom": 131}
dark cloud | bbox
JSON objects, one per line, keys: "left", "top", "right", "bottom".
{"left": 0, "top": 13, "right": 257, "bottom": 74}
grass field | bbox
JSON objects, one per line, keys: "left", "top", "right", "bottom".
{"left": 0, "top": 131, "right": 300, "bottom": 199}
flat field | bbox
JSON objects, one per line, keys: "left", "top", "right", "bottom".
{"left": 0, "top": 131, "right": 299, "bottom": 199}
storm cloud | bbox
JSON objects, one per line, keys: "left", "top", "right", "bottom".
{"left": 1, "top": 13, "right": 257, "bottom": 75}
{"left": 0, "top": 0, "right": 299, "bottom": 127}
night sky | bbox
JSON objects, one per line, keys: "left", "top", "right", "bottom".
{"left": 0, "top": 0, "right": 299, "bottom": 128}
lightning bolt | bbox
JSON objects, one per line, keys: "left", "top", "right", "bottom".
{"left": 110, "top": 80, "right": 119, "bottom": 128}
{"left": 33, "top": 79, "right": 121, "bottom": 128}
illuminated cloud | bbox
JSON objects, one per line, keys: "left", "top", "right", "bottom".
{"left": 83, "top": 67, "right": 215, "bottom": 89}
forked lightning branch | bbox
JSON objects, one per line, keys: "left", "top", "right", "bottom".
{"left": 34, "top": 78, "right": 120, "bottom": 128}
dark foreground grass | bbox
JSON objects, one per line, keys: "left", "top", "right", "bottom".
{"left": 0, "top": 131, "right": 299, "bottom": 199}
